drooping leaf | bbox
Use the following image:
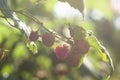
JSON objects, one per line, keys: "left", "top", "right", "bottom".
{"left": 87, "top": 32, "right": 114, "bottom": 78}
{"left": 58, "top": 0, "right": 85, "bottom": 14}
{"left": 87, "top": 34, "right": 108, "bottom": 62}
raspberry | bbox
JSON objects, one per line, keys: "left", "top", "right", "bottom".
{"left": 42, "top": 33, "right": 55, "bottom": 47}
{"left": 74, "top": 39, "right": 90, "bottom": 54}
{"left": 67, "top": 50, "right": 81, "bottom": 67}
{"left": 54, "top": 44, "right": 70, "bottom": 60}
{"left": 29, "top": 31, "right": 39, "bottom": 41}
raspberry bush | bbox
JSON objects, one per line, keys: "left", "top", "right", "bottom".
{"left": 0, "top": 0, "right": 114, "bottom": 80}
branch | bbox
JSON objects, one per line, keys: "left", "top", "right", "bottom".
{"left": 0, "top": 0, "right": 30, "bottom": 38}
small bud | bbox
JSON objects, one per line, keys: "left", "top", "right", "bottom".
{"left": 29, "top": 31, "right": 39, "bottom": 41}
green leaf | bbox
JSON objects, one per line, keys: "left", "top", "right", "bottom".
{"left": 69, "top": 24, "right": 86, "bottom": 40}
{"left": 27, "top": 41, "right": 38, "bottom": 54}
{"left": 87, "top": 34, "right": 109, "bottom": 62}
{"left": 59, "top": 0, "right": 85, "bottom": 13}
{"left": 87, "top": 33, "right": 114, "bottom": 76}
{"left": 78, "top": 55, "right": 85, "bottom": 67}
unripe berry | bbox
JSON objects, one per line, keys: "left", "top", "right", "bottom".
{"left": 54, "top": 44, "right": 70, "bottom": 60}
{"left": 29, "top": 31, "right": 39, "bottom": 41}
{"left": 74, "top": 39, "right": 90, "bottom": 54}
{"left": 42, "top": 33, "right": 55, "bottom": 47}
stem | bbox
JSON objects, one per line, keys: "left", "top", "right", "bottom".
{"left": 15, "top": 10, "right": 72, "bottom": 44}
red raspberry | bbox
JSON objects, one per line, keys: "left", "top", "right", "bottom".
{"left": 54, "top": 44, "right": 70, "bottom": 60}
{"left": 29, "top": 31, "right": 39, "bottom": 41}
{"left": 42, "top": 33, "right": 55, "bottom": 47}
{"left": 67, "top": 50, "right": 82, "bottom": 67}
{"left": 74, "top": 39, "right": 90, "bottom": 54}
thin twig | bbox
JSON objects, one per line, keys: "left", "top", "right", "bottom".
{"left": 15, "top": 10, "right": 72, "bottom": 44}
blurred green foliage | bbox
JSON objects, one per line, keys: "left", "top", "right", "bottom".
{"left": 0, "top": 0, "right": 120, "bottom": 80}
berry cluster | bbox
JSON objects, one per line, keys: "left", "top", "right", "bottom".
{"left": 29, "top": 30, "right": 55, "bottom": 47}
{"left": 54, "top": 39, "right": 89, "bottom": 67}
{"left": 28, "top": 25, "right": 90, "bottom": 67}
{"left": 53, "top": 25, "right": 90, "bottom": 67}
{"left": 67, "top": 39, "right": 89, "bottom": 67}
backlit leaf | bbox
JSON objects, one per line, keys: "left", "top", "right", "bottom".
{"left": 87, "top": 32, "right": 114, "bottom": 77}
